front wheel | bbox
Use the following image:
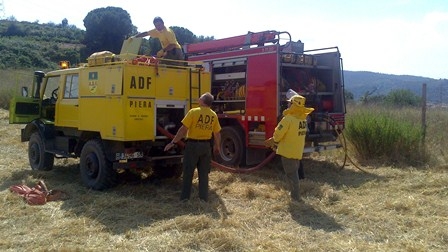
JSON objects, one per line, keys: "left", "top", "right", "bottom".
{"left": 28, "top": 132, "right": 54, "bottom": 171}
{"left": 215, "top": 126, "right": 245, "bottom": 166}
{"left": 80, "top": 139, "right": 117, "bottom": 190}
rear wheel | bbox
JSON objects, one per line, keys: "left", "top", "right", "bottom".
{"left": 28, "top": 132, "right": 54, "bottom": 171}
{"left": 80, "top": 139, "right": 117, "bottom": 190}
{"left": 216, "top": 126, "right": 244, "bottom": 166}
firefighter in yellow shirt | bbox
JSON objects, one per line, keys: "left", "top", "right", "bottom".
{"left": 164, "top": 92, "right": 221, "bottom": 202}
{"left": 268, "top": 92, "right": 314, "bottom": 201}
{"left": 134, "top": 16, "right": 184, "bottom": 61}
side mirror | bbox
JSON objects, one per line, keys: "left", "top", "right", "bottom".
{"left": 21, "top": 87, "right": 28, "bottom": 97}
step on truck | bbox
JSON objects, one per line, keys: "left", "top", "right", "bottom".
{"left": 9, "top": 38, "right": 210, "bottom": 190}
{"left": 184, "top": 30, "right": 346, "bottom": 166}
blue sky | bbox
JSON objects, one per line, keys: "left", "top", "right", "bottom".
{"left": 3, "top": 0, "right": 448, "bottom": 79}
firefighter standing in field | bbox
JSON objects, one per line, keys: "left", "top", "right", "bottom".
{"left": 266, "top": 93, "right": 314, "bottom": 201}
{"left": 164, "top": 92, "right": 221, "bottom": 202}
{"left": 133, "top": 16, "right": 184, "bottom": 61}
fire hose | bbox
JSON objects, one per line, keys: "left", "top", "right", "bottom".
{"left": 157, "top": 125, "right": 275, "bottom": 173}
{"left": 323, "top": 116, "right": 369, "bottom": 173}
{"left": 157, "top": 118, "right": 368, "bottom": 174}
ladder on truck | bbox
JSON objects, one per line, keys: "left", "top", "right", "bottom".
{"left": 183, "top": 30, "right": 281, "bottom": 55}
{"left": 188, "top": 64, "right": 204, "bottom": 109}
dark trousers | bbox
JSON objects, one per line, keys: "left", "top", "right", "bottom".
{"left": 298, "top": 160, "right": 305, "bottom": 179}
{"left": 181, "top": 141, "right": 211, "bottom": 201}
{"left": 281, "top": 157, "right": 301, "bottom": 201}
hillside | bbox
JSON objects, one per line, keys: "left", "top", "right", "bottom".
{"left": 344, "top": 71, "right": 448, "bottom": 104}
{"left": 0, "top": 20, "right": 84, "bottom": 69}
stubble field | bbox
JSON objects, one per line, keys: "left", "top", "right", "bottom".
{"left": 0, "top": 108, "right": 447, "bottom": 251}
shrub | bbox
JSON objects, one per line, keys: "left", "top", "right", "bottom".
{"left": 345, "top": 106, "right": 428, "bottom": 166}
{"left": 0, "top": 88, "right": 14, "bottom": 110}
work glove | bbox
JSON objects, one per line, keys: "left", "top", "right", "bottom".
{"left": 264, "top": 137, "right": 277, "bottom": 150}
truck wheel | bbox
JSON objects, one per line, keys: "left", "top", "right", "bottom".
{"left": 28, "top": 132, "right": 54, "bottom": 171}
{"left": 80, "top": 139, "right": 117, "bottom": 190}
{"left": 216, "top": 126, "right": 244, "bottom": 166}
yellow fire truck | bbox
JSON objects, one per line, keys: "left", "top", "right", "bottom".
{"left": 9, "top": 38, "right": 210, "bottom": 190}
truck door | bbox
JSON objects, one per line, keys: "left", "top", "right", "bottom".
{"left": 9, "top": 71, "right": 45, "bottom": 124}
{"left": 55, "top": 73, "right": 79, "bottom": 127}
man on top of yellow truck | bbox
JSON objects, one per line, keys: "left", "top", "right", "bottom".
{"left": 134, "top": 16, "right": 184, "bottom": 61}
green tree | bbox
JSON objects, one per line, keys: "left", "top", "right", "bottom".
{"left": 195, "top": 35, "right": 215, "bottom": 43}
{"left": 4, "top": 22, "right": 25, "bottom": 37}
{"left": 384, "top": 89, "right": 421, "bottom": 107}
{"left": 83, "top": 7, "right": 133, "bottom": 57}
{"left": 359, "top": 87, "right": 381, "bottom": 104}
{"left": 171, "top": 26, "right": 196, "bottom": 45}
{"left": 62, "top": 18, "right": 68, "bottom": 28}
{"left": 344, "top": 90, "right": 354, "bottom": 101}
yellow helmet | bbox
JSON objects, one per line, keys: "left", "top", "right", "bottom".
{"left": 287, "top": 94, "right": 306, "bottom": 107}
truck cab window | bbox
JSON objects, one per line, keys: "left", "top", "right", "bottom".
{"left": 64, "top": 74, "right": 79, "bottom": 98}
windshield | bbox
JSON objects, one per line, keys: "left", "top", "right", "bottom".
{"left": 43, "top": 76, "right": 60, "bottom": 99}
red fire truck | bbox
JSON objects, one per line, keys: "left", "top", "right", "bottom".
{"left": 184, "top": 30, "right": 345, "bottom": 166}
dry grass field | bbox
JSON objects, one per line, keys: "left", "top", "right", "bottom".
{"left": 1, "top": 108, "right": 447, "bottom": 252}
